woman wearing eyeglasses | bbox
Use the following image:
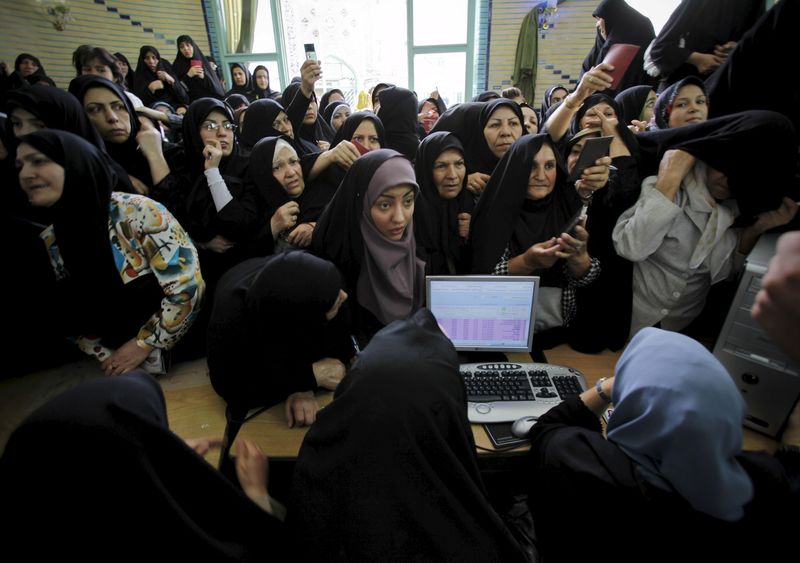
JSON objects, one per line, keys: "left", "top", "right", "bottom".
{"left": 181, "top": 98, "right": 273, "bottom": 293}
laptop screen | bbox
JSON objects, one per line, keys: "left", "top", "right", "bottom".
{"left": 426, "top": 275, "right": 539, "bottom": 352}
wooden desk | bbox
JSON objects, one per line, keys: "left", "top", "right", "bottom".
{"left": 164, "top": 344, "right": 780, "bottom": 462}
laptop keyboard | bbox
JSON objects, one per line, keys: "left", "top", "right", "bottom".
{"left": 460, "top": 362, "right": 588, "bottom": 423}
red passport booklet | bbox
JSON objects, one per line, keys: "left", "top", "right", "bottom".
{"left": 601, "top": 43, "right": 640, "bottom": 91}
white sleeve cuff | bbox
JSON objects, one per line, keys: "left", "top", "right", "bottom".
{"left": 204, "top": 167, "right": 234, "bottom": 211}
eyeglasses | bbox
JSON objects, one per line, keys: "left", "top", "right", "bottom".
{"left": 201, "top": 121, "right": 237, "bottom": 132}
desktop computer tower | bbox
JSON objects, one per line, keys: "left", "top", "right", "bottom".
{"left": 713, "top": 233, "right": 800, "bottom": 437}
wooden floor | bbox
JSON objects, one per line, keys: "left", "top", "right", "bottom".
{"left": 0, "top": 344, "right": 778, "bottom": 460}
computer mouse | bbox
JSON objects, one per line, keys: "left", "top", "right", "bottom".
{"left": 510, "top": 416, "right": 538, "bottom": 439}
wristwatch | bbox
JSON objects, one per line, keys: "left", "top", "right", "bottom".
{"left": 595, "top": 377, "right": 612, "bottom": 403}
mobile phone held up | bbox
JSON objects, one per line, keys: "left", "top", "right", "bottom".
{"left": 567, "top": 135, "right": 613, "bottom": 184}
{"left": 304, "top": 43, "right": 317, "bottom": 61}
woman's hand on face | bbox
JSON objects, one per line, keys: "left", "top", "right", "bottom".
{"left": 594, "top": 106, "right": 620, "bottom": 138}
{"left": 466, "top": 172, "right": 490, "bottom": 196}
{"left": 199, "top": 234, "right": 235, "bottom": 253}
{"left": 271, "top": 201, "right": 300, "bottom": 237}
{"left": 203, "top": 139, "right": 223, "bottom": 170}
{"left": 523, "top": 238, "right": 562, "bottom": 270}
{"left": 287, "top": 222, "right": 314, "bottom": 247}
{"left": 457, "top": 212, "right": 471, "bottom": 238}
{"left": 284, "top": 390, "right": 318, "bottom": 428}
{"left": 100, "top": 338, "right": 152, "bottom": 376}
{"left": 576, "top": 155, "right": 612, "bottom": 193}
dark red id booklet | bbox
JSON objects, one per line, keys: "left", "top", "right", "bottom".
{"left": 601, "top": 43, "right": 640, "bottom": 91}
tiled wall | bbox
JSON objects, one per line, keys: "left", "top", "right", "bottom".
{"left": 486, "top": 0, "right": 597, "bottom": 106}
{"left": 0, "top": 0, "right": 211, "bottom": 89}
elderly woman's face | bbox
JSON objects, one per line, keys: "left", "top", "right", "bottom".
{"left": 432, "top": 149, "right": 466, "bottom": 200}
{"left": 272, "top": 146, "right": 305, "bottom": 197}
{"left": 527, "top": 143, "right": 557, "bottom": 200}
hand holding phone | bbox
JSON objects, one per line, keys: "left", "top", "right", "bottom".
{"left": 304, "top": 43, "right": 317, "bottom": 61}
{"left": 567, "top": 135, "right": 613, "bottom": 184}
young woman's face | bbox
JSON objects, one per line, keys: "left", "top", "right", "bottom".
{"left": 116, "top": 59, "right": 129, "bottom": 76}
{"left": 232, "top": 67, "right": 247, "bottom": 86}
{"left": 521, "top": 106, "right": 538, "bottom": 135}
{"left": 144, "top": 52, "right": 159, "bottom": 73}
{"left": 254, "top": 69, "right": 269, "bottom": 90}
{"left": 198, "top": 110, "right": 234, "bottom": 156}
{"left": 421, "top": 100, "right": 439, "bottom": 118}
{"left": 352, "top": 119, "right": 381, "bottom": 151}
{"left": 549, "top": 88, "right": 568, "bottom": 106}
{"left": 331, "top": 107, "right": 351, "bottom": 131}
{"left": 16, "top": 143, "right": 65, "bottom": 207}
{"left": 527, "top": 143, "right": 557, "bottom": 200}
{"left": 83, "top": 87, "right": 131, "bottom": 144}
{"left": 483, "top": 106, "right": 523, "bottom": 158}
{"left": 303, "top": 99, "right": 318, "bottom": 125}
{"left": 370, "top": 185, "right": 415, "bottom": 241}
{"left": 640, "top": 90, "right": 657, "bottom": 124}
{"left": 272, "top": 111, "right": 294, "bottom": 139}
{"left": 579, "top": 101, "right": 616, "bottom": 130}
{"left": 18, "top": 57, "right": 39, "bottom": 77}
{"left": 82, "top": 57, "right": 114, "bottom": 81}
{"left": 179, "top": 42, "right": 194, "bottom": 59}
{"left": 272, "top": 146, "right": 304, "bottom": 197}
{"left": 668, "top": 85, "right": 708, "bottom": 128}
{"left": 431, "top": 148, "right": 466, "bottom": 200}
{"left": 10, "top": 108, "right": 46, "bottom": 138}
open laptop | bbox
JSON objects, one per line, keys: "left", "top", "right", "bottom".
{"left": 426, "top": 275, "right": 588, "bottom": 424}
{"left": 425, "top": 275, "right": 539, "bottom": 353}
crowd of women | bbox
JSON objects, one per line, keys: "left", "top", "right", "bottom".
{"left": 1, "top": 0, "right": 799, "bottom": 559}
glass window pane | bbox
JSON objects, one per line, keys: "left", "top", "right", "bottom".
{"left": 279, "top": 0, "right": 407, "bottom": 106}
{"left": 246, "top": 60, "right": 283, "bottom": 92}
{"left": 222, "top": 0, "right": 276, "bottom": 54}
{"left": 413, "top": 0, "right": 467, "bottom": 46}
{"left": 414, "top": 52, "right": 466, "bottom": 107}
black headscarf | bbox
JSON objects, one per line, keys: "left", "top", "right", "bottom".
{"left": 472, "top": 90, "right": 501, "bottom": 102}
{"left": 377, "top": 86, "right": 421, "bottom": 160}
{"left": 6, "top": 84, "right": 104, "bottom": 149}
{"left": 14, "top": 53, "right": 48, "bottom": 86}
{"left": 281, "top": 82, "right": 335, "bottom": 145}
{"left": 251, "top": 65, "right": 279, "bottom": 100}
{"left": 579, "top": 0, "right": 656, "bottom": 94}
{"left": 0, "top": 370, "right": 281, "bottom": 560}
{"left": 636, "top": 110, "right": 797, "bottom": 215}
{"left": 289, "top": 307, "right": 528, "bottom": 563}
{"left": 318, "top": 88, "right": 344, "bottom": 115}
{"left": 418, "top": 96, "right": 447, "bottom": 116}
{"left": 69, "top": 74, "right": 156, "bottom": 187}
{"left": 247, "top": 135, "right": 333, "bottom": 223}
{"left": 540, "top": 84, "right": 569, "bottom": 118}
{"left": 207, "top": 253, "right": 343, "bottom": 410}
{"left": 469, "top": 133, "right": 581, "bottom": 275}
{"left": 568, "top": 93, "right": 640, "bottom": 159}
{"left": 653, "top": 75, "right": 708, "bottom": 130}
{"left": 19, "top": 130, "right": 125, "bottom": 334}
{"left": 225, "top": 93, "right": 250, "bottom": 111}
{"left": 171, "top": 35, "right": 225, "bottom": 100}
{"left": 615, "top": 84, "right": 655, "bottom": 125}
{"left": 224, "top": 62, "right": 254, "bottom": 100}
{"left": 414, "top": 132, "right": 473, "bottom": 275}
{"left": 113, "top": 51, "right": 135, "bottom": 91}
{"left": 181, "top": 98, "right": 257, "bottom": 243}
{"left": 330, "top": 111, "right": 385, "bottom": 150}
{"left": 133, "top": 45, "right": 187, "bottom": 108}
{"left": 239, "top": 98, "right": 286, "bottom": 150}
{"left": 322, "top": 100, "right": 350, "bottom": 129}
